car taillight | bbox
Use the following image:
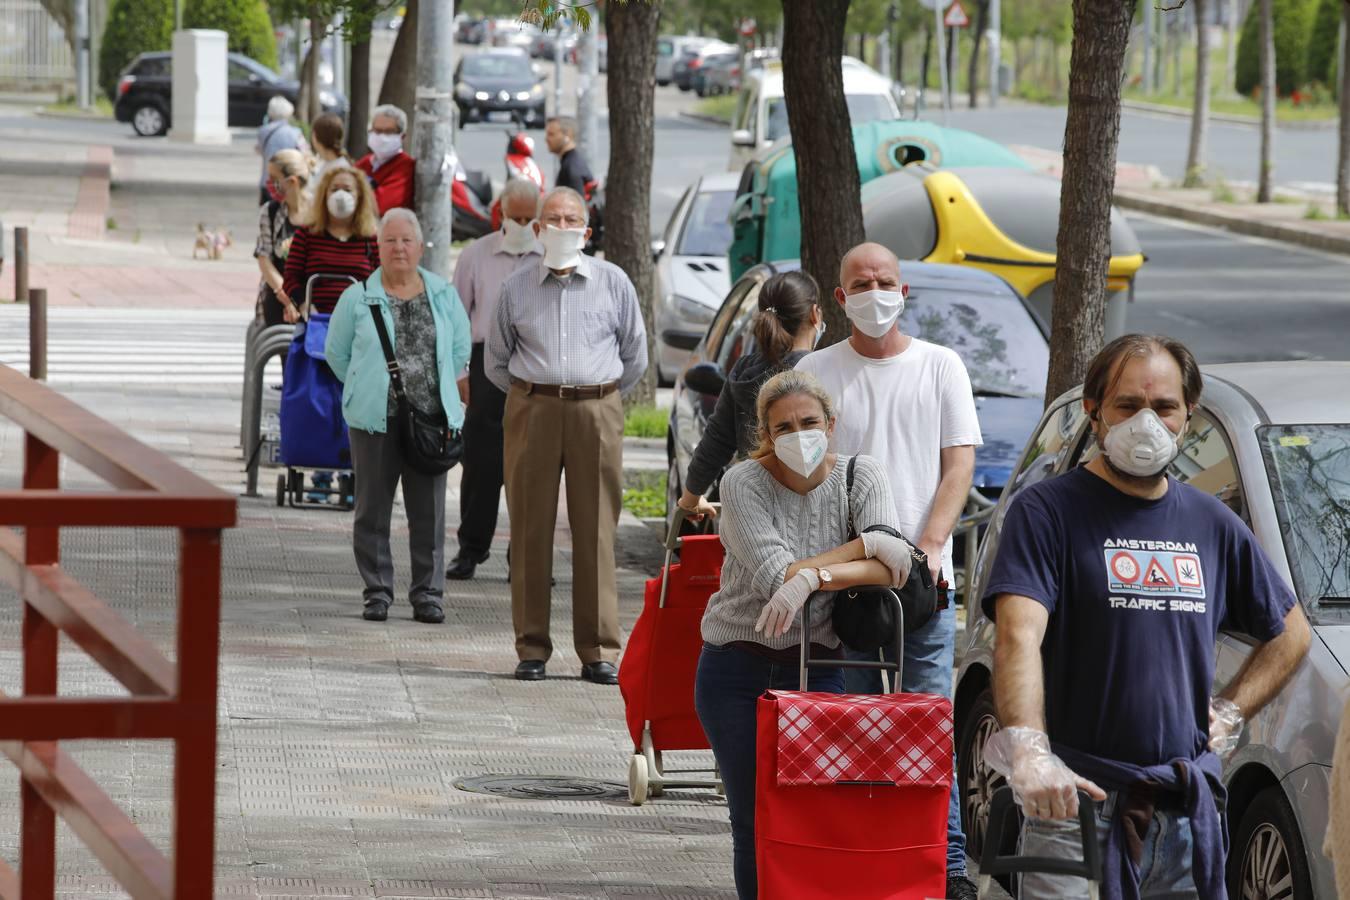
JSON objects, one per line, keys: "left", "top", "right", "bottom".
{"left": 690, "top": 59, "right": 702, "bottom": 69}
{"left": 731, "top": 67, "right": 740, "bottom": 76}
{"left": 117, "top": 75, "right": 135, "bottom": 96}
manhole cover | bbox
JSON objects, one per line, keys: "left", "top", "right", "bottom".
{"left": 454, "top": 774, "right": 628, "bottom": 802}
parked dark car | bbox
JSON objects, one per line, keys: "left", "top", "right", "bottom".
{"left": 453, "top": 49, "right": 546, "bottom": 128}
{"left": 666, "top": 259, "right": 1049, "bottom": 538}
{"left": 114, "top": 51, "right": 347, "bottom": 137}
{"left": 457, "top": 16, "right": 486, "bottom": 44}
{"left": 694, "top": 51, "right": 739, "bottom": 97}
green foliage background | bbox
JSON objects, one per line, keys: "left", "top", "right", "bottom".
{"left": 1236, "top": 0, "right": 1317, "bottom": 96}
{"left": 99, "top": 0, "right": 174, "bottom": 99}
{"left": 184, "top": 0, "right": 279, "bottom": 69}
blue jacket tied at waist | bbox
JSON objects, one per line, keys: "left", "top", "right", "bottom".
{"left": 1055, "top": 745, "right": 1228, "bottom": 900}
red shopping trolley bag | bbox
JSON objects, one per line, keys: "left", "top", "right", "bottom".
{"left": 755, "top": 591, "right": 952, "bottom": 899}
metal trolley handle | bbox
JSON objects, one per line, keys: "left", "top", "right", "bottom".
{"left": 799, "top": 588, "right": 905, "bottom": 692}
{"left": 302, "top": 273, "right": 359, "bottom": 319}
{"left": 657, "top": 503, "right": 720, "bottom": 609}
{"left": 978, "top": 786, "right": 1104, "bottom": 900}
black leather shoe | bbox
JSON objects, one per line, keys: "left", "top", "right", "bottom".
{"left": 412, "top": 601, "right": 445, "bottom": 624}
{"left": 514, "top": 659, "right": 547, "bottom": 681}
{"left": 362, "top": 599, "right": 389, "bottom": 622}
{"left": 580, "top": 661, "right": 619, "bottom": 685}
{"left": 446, "top": 549, "right": 490, "bottom": 580}
{"left": 946, "top": 873, "right": 978, "bottom": 900}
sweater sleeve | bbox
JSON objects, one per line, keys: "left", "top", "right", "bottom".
{"left": 717, "top": 464, "right": 796, "bottom": 601}
{"left": 684, "top": 360, "right": 745, "bottom": 497}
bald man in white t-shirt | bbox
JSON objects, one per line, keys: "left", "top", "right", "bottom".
{"left": 795, "top": 242, "right": 981, "bottom": 899}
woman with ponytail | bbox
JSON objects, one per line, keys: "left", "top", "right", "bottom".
{"left": 677, "top": 270, "right": 825, "bottom": 520}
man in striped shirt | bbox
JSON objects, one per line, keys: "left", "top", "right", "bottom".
{"left": 486, "top": 187, "right": 647, "bottom": 684}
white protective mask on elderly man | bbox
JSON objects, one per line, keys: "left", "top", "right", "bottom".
{"left": 540, "top": 225, "right": 587, "bottom": 270}
{"left": 501, "top": 218, "right": 538, "bottom": 255}
{"left": 326, "top": 189, "right": 357, "bottom": 219}
{"left": 843, "top": 288, "right": 905, "bottom": 338}
{"left": 774, "top": 429, "right": 829, "bottom": 479}
{"left": 367, "top": 132, "right": 403, "bottom": 165}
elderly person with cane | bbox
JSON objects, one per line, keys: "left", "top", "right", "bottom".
{"left": 326, "top": 209, "right": 472, "bottom": 624}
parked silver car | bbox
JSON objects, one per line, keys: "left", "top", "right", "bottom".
{"left": 954, "top": 361, "right": 1350, "bottom": 899}
{"left": 650, "top": 172, "right": 740, "bottom": 385}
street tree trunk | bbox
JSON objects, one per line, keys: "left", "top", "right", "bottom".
{"left": 1226, "top": 0, "right": 1239, "bottom": 94}
{"left": 922, "top": 23, "right": 933, "bottom": 88}
{"left": 605, "top": 0, "right": 662, "bottom": 409}
{"left": 782, "top": 0, "right": 864, "bottom": 346}
{"left": 1044, "top": 0, "right": 1138, "bottom": 403}
{"left": 968, "top": 0, "right": 990, "bottom": 108}
{"left": 348, "top": 33, "right": 371, "bottom": 157}
{"left": 380, "top": 0, "right": 418, "bottom": 132}
{"left": 1184, "top": 0, "right": 1211, "bottom": 186}
{"left": 1257, "top": 0, "right": 1275, "bottom": 202}
{"left": 304, "top": 10, "right": 325, "bottom": 123}
{"left": 1339, "top": 0, "right": 1350, "bottom": 215}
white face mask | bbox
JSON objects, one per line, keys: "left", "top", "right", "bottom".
{"left": 1100, "top": 408, "right": 1182, "bottom": 478}
{"left": 843, "top": 288, "right": 905, "bottom": 339}
{"left": 501, "top": 218, "right": 537, "bottom": 254}
{"left": 326, "top": 189, "right": 357, "bottom": 219}
{"left": 540, "top": 224, "right": 587, "bottom": 270}
{"left": 774, "top": 429, "right": 829, "bottom": 479}
{"left": 367, "top": 132, "right": 403, "bottom": 164}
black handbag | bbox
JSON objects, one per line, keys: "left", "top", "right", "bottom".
{"left": 368, "top": 302, "right": 463, "bottom": 476}
{"left": 831, "top": 455, "right": 942, "bottom": 653}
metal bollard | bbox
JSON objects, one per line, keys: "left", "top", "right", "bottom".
{"left": 14, "top": 226, "right": 28, "bottom": 305}
{"left": 29, "top": 287, "right": 47, "bottom": 380}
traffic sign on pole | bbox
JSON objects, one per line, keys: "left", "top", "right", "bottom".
{"left": 944, "top": 0, "right": 970, "bottom": 28}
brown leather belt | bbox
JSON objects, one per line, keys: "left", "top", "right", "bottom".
{"left": 512, "top": 378, "right": 618, "bottom": 400}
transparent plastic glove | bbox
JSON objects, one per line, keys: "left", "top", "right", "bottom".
{"left": 1209, "top": 697, "right": 1244, "bottom": 758}
{"left": 755, "top": 568, "right": 821, "bottom": 638}
{"left": 984, "top": 726, "right": 1106, "bottom": 820}
{"left": 860, "top": 531, "right": 915, "bottom": 588}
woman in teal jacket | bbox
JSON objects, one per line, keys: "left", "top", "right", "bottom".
{"left": 326, "top": 208, "right": 472, "bottom": 624}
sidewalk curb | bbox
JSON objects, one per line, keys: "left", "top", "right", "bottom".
{"left": 676, "top": 111, "right": 730, "bottom": 129}
{"left": 34, "top": 106, "right": 115, "bottom": 122}
{"left": 1120, "top": 98, "right": 1338, "bottom": 132}
{"left": 1114, "top": 188, "right": 1350, "bottom": 256}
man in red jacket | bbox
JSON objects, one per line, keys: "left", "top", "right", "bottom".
{"left": 355, "top": 104, "right": 416, "bottom": 214}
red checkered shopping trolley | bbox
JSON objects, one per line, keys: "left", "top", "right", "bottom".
{"left": 755, "top": 591, "right": 952, "bottom": 899}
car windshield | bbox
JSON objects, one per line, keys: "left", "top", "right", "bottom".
{"left": 678, "top": 189, "right": 735, "bottom": 256}
{"left": 463, "top": 55, "right": 531, "bottom": 79}
{"left": 766, "top": 92, "right": 894, "bottom": 142}
{"left": 1259, "top": 424, "right": 1350, "bottom": 609}
{"left": 904, "top": 288, "right": 1047, "bottom": 398}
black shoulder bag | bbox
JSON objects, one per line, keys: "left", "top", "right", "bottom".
{"left": 368, "top": 302, "right": 463, "bottom": 476}
{"left": 832, "top": 456, "right": 941, "bottom": 653}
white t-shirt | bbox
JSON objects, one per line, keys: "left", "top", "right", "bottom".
{"left": 796, "top": 337, "right": 982, "bottom": 578}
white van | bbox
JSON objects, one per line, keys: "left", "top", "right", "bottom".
{"left": 727, "top": 58, "right": 901, "bottom": 171}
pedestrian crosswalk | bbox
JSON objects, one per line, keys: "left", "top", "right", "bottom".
{"left": 0, "top": 307, "right": 254, "bottom": 385}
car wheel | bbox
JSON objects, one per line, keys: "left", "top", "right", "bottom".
{"left": 132, "top": 104, "right": 167, "bottom": 137}
{"left": 1228, "top": 785, "right": 1313, "bottom": 900}
{"left": 957, "top": 687, "right": 1014, "bottom": 875}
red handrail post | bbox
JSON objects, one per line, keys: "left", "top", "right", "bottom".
{"left": 21, "top": 432, "right": 58, "bottom": 899}
{"left": 172, "top": 528, "right": 223, "bottom": 896}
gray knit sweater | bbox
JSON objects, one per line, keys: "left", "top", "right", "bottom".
{"left": 700, "top": 453, "right": 900, "bottom": 649}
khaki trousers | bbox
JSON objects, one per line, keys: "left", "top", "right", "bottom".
{"left": 503, "top": 384, "right": 623, "bottom": 664}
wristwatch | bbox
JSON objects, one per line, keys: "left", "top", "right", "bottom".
{"left": 815, "top": 567, "right": 834, "bottom": 586}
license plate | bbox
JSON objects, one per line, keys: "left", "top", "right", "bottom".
{"left": 262, "top": 439, "right": 282, "bottom": 465}
{"left": 487, "top": 111, "right": 513, "bottom": 123}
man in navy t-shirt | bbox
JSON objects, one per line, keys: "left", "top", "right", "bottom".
{"left": 982, "top": 334, "right": 1310, "bottom": 899}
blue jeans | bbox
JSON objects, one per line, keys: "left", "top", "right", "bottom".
{"left": 694, "top": 642, "right": 845, "bottom": 900}
{"left": 843, "top": 602, "right": 966, "bottom": 875}
{"left": 1018, "top": 793, "right": 1197, "bottom": 898}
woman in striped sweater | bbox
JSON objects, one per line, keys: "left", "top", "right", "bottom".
{"left": 283, "top": 165, "right": 379, "bottom": 320}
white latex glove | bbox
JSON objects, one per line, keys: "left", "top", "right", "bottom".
{"left": 1209, "top": 697, "right": 1244, "bottom": 758}
{"left": 754, "top": 568, "right": 821, "bottom": 638}
{"left": 984, "top": 726, "right": 1106, "bottom": 820}
{"left": 860, "top": 531, "right": 915, "bottom": 588}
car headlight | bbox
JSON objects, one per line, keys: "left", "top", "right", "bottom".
{"left": 515, "top": 90, "right": 532, "bottom": 101}
{"left": 475, "top": 90, "right": 490, "bottom": 101}
{"left": 673, "top": 294, "right": 716, "bottom": 325}
{"left": 455, "top": 83, "right": 473, "bottom": 99}
{"left": 530, "top": 83, "right": 544, "bottom": 97}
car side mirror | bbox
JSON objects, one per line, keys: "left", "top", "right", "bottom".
{"left": 650, "top": 238, "right": 666, "bottom": 261}
{"left": 684, "top": 361, "right": 725, "bottom": 397}
{"left": 731, "top": 129, "right": 755, "bottom": 147}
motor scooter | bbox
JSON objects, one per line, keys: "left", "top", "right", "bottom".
{"left": 452, "top": 113, "right": 545, "bottom": 241}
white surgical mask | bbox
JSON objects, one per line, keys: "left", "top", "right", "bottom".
{"left": 843, "top": 289, "right": 905, "bottom": 338}
{"left": 367, "top": 132, "right": 403, "bottom": 164}
{"left": 501, "top": 218, "right": 537, "bottom": 254}
{"left": 1101, "top": 408, "right": 1181, "bottom": 478}
{"left": 774, "top": 429, "right": 829, "bottom": 479}
{"left": 326, "top": 189, "right": 356, "bottom": 219}
{"left": 541, "top": 224, "right": 587, "bottom": 270}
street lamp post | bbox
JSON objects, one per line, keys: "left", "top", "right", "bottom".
{"left": 988, "top": 0, "right": 1000, "bottom": 107}
{"left": 413, "top": 0, "right": 455, "bottom": 278}
{"left": 75, "top": 0, "right": 90, "bottom": 109}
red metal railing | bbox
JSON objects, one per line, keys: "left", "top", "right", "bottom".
{"left": 0, "top": 364, "right": 236, "bottom": 899}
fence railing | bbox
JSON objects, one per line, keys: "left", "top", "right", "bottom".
{"left": 0, "top": 0, "right": 73, "bottom": 85}
{"left": 0, "top": 363, "right": 236, "bottom": 899}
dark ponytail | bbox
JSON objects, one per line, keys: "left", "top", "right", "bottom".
{"left": 751, "top": 270, "right": 820, "bottom": 367}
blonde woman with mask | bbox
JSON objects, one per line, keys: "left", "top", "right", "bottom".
{"left": 256, "top": 148, "right": 312, "bottom": 327}
{"left": 693, "top": 369, "right": 917, "bottom": 900}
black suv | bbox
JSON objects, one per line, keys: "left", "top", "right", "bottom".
{"left": 114, "top": 51, "right": 347, "bottom": 137}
